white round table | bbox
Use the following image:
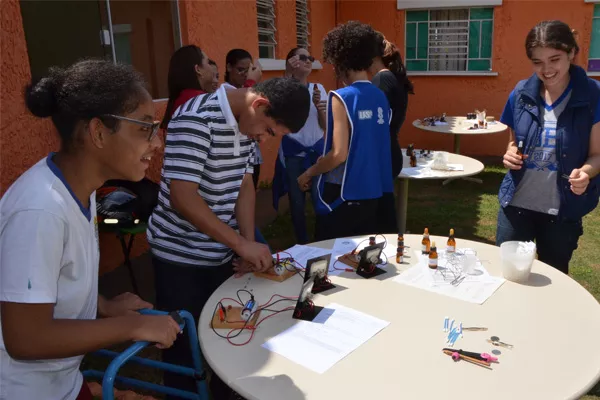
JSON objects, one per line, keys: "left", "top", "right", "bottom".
{"left": 198, "top": 234, "right": 600, "bottom": 400}
{"left": 413, "top": 116, "right": 508, "bottom": 154}
{"left": 396, "top": 151, "right": 484, "bottom": 233}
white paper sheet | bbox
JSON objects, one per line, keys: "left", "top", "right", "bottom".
{"left": 393, "top": 249, "right": 505, "bottom": 304}
{"left": 262, "top": 303, "right": 390, "bottom": 373}
{"left": 400, "top": 166, "right": 435, "bottom": 178}
{"left": 274, "top": 245, "right": 331, "bottom": 269}
{"left": 446, "top": 163, "right": 464, "bottom": 171}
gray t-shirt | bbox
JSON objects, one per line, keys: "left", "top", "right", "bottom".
{"left": 511, "top": 91, "right": 571, "bottom": 215}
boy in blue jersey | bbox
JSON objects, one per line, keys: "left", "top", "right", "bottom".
{"left": 298, "top": 21, "right": 394, "bottom": 241}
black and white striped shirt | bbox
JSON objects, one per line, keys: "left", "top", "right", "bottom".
{"left": 147, "top": 85, "right": 256, "bottom": 267}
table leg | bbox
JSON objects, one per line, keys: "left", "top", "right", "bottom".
{"left": 397, "top": 178, "right": 409, "bottom": 234}
{"left": 453, "top": 134, "right": 461, "bottom": 154}
{"left": 444, "top": 135, "right": 483, "bottom": 185}
{"left": 118, "top": 232, "right": 140, "bottom": 295}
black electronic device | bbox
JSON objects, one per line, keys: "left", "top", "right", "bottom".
{"left": 305, "top": 254, "right": 334, "bottom": 294}
{"left": 293, "top": 271, "right": 323, "bottom": 322}
{"left": 356, "top": 242, "right": 386, "bottom": 279}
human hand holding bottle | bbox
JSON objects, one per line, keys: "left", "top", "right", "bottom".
{"left": 503, "top": 141, "right": 528, "bottom": 170}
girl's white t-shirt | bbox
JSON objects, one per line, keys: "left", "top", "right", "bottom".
{"left": 0, "top": 155, "right": 99, "bottom": 400}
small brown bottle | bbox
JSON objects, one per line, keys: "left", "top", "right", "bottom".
{"left": 410, "top": 152, "right": 417, "bottom": 167}
{"left": 516, "top": 140, "right": 524, "bottom": 157}
{"left": 428, "top": 241, "right": 438, "bottom": 269}
{"left": 447, "top": 228, "right": 456, "bottom": 253}
{"left": 421, "top": 228, "right": 431, "bottom": 254}
{"left": 397, "top": 232, "right": 404, "bottom": 248}
{"left": 369, "top": 236, "right": 376, "bottom": 246}
{"left": 396, "top": 245, "right": 404, "bottom": 264}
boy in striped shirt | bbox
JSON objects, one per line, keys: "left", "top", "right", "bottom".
{"left": 147, "top": 77, "right": 309, "bottom": 397}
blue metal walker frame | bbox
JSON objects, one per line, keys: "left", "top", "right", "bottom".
{"left": 83, "top": 309, "right": 209, "bottom": 400}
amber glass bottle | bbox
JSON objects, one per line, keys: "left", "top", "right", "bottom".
{"left": 429, "top": 242, "right": 438, "bottom": 269}
{"left": 447, "top": 228, "right": 456, "bottom": 253}
{"left": 421, "top": 228, "right": 431, "bottom": 254}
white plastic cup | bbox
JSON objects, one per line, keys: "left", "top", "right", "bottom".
{"left": 462, "top": 250, "right": 477, "bottom": 274}
{"left": 500, "top": 241, "right": 536, "bottom": 283}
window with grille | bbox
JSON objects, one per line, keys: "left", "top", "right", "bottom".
{"left": 405, "top": 7, "right": 494, "bottom": 72}
{"left": 296, "top": 0, "right": 310, "bottom": 48}
{"left": 257, "top": 0, "right": 277, "bottom": 59}
{"left": 589, "top": 4, "right": 600, "bottom": 72}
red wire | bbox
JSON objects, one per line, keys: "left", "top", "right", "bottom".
{"left": 262, "top": 293, "right": 298, "bottom": 307}
{"left": 226, "top": 307, "right": 295, "bottom": 346}
{"left": 331, "top": 259, "right": 353, "bottom": 272}
{"left": 274, "top": 251, "right": 306, "bottom": 271}
{"left": 255, "top": 307, "right": 295, "bottom": 327}
{"left": 221, "top": 297, "right": 243, "bottom": 306}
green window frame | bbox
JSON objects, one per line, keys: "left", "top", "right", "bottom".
{"left": 405, "top": 7, "right": 494, "bottom": 72}
{"left": 589, "top": 4, "right": 600, "bottom": 72}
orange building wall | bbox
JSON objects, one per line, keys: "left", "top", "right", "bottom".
{"left": 1, "top": 0, "right": 59, "bottom": 196}
{"left": 337, "top": 0, "right": 597, "bottom": 155}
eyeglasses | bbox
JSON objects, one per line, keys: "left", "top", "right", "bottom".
{"left": 104, "top": 114, "right": 161, "bottom": 142}
{"left": 298, "top": 54, "right": 315, "bottom": 63}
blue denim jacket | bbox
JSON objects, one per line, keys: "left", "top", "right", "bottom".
{"left": 498, "top": 65, "right": 600, "bottom": 221}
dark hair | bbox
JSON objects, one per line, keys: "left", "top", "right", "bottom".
{"left": 25, "top": 59, "right": 147, "bottom": 151}
{"left": 225, "top": 49, "right": 253, "bottom": 83}
{"left": 525, "top": 20, "right": 579, "bottom": 59}
{"left": 208, "top": 59, "right": 217, "bottom": 67}
{"left": 375, "top": 32, "right": 414, "bottom": 94}
{"left": 285, "top": 47, "right": 302, "bottom": 61}
{"left": 322, "top": 21, "right": 379, "bottom": 77}
{"left": 161, "top": 45, "right": 205, "bottom": 128}
{"left": 251, "top": 78, "right": 310, "bottom": 132}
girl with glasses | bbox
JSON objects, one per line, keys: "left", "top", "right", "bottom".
{"left": 0, "top": 59, "right": 178, "bottom": 400}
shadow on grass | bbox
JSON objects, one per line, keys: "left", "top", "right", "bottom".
{"left": 402, "top": 166, "right": 505, "bottom": 245}
{"left": 264, "top": 165, "right": 507, "bottom": 250}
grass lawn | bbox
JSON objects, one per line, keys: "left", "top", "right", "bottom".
{"left": 83, "top": 163, "right": 600, "bottom": 399}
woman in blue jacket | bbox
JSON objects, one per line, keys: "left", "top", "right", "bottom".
{"left": 497, "top": 20, "right": 600, "bottom": 274}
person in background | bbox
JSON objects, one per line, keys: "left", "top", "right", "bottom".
{"left": 496, "top": 20, "right": 600, "bottom": 274}
{"left": 369, "top": 32, "right": 415, "bottom": 234}
{"left": 208, "top": 59, "right": 219, "bottom": 93}
{"left": 298, "top": 21, "right": 394, "bottom": 241}
{"left": 222, "top": 49, "right": 266, "bottom": 240}
{"left": 161, "top": 45, "right": 215, "bottom": 129}
{"left": 0, "top": 60, "right": 180, "bottom": 400}
{"left": 147, "top": 77, "right": 310, "bottom": 398}
{"left": 223, "top": 48, "right": 263, "bottom": 90}
{"left": 272, "top": 47, "right": 327, "bottom": 244}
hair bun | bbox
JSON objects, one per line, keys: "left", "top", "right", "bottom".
{"left": 25, "top": 67, "right": 65, "bottom": 118}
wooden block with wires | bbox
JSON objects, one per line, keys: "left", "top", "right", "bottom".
{"left": 254, "top": 268, "right": 297, "bottom": 282}
{"left": 211, "top": 304, "right": 261, "bottom": 330}
{"left": 338, "top": 252, "right": 360, "bottom": 270}
{"left": 254, "top": 260, "right": 298, "bottom": 282}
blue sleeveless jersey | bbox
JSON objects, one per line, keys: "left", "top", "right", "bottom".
{"left": 314, "top": 81, "right": 393, "bottom": 215}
